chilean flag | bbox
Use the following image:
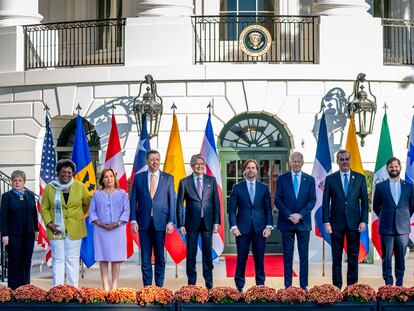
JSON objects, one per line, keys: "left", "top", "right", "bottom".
{"left": 200, "top": 112, "right": 224, "bottom": 259}
{"left": 105, "top": 114, "right": 136, "bottom": 254}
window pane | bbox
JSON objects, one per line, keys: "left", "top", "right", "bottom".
{"left": 221, "top": 0, "right": 237, "bottom": 12}
{"left": 258, "top": 0, "right": 275, "bottom": 12}
{"left": 239, "top": 0, "right": 256, "bottom": 12}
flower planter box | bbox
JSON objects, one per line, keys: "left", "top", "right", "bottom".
{"left": 377, "top": 300, "right": 414, "bottom": 311}
{"left": 0, "top": 302, "right": 175, "bottom": 310}
{"left": 176, "top": 301, "right": 377, "bottom": 311}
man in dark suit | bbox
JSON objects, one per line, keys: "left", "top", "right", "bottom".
{"left": 177, "top": 154, "right": 221, "bottom": 289}
{"left": 130, "top": 150, "right": 175, "bottom": 287}
{"left": 322, "top": 149, "right": 368, "bottom": 289}
{"left": 228, "top": 159, "right": 273, "bottom": 292}
{"left": 275, "top": 151, "right": 316, "bottom": 289}
{"left": 373, "top": 157, "right": 414, "bottom": 286}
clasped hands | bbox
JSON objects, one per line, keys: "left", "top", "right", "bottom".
{"left": 93, "top": 221, "right": 122, "bottom": 231}
{"left": 324, "top": 222, "right": 366, "bottom": 234}
{"left": 231, "top": 227, "right": 271, "bottom": 238}
{"left": 288, "top": 213, "right": 302, "bottom": 224}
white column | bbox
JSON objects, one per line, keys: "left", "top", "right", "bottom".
{"left": 313, "top": 0, "right": 370, "bottom": 16}
{"left": 136, "top": 0, "right": 193, "bottom": 17}
{"left": 0, "top": 0, "right": 42, "bottom": 27}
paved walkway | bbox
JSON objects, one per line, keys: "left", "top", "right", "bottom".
{"left": 28, "top": 250, "right": 414, "bottom": 291}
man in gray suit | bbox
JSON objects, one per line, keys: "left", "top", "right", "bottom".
{"left": 373, "top": 157, "right": 414, "bottom": 286}
{"left": 177, "top": 154, "right": 221, "bottom": 289}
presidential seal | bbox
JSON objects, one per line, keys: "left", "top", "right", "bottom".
{"left": 239, "top": 24, "right": 272, "bottom": 57}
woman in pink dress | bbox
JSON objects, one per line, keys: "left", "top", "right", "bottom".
{"left": 89, "top": 168, "right": 129, "bottom": 290}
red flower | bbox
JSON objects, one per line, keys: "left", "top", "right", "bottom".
{"left": 174, "top": 285, "right": 209, "bottom": 303}
{"left": 14, "top": 285, "right": 47, "bottom": 302}
{"left": 276, "top": 286, "right": 307, "bottom": 304}
{"left": 107, "top": 288, "right": 137, "bottom": 303}
{"left": 377, "top": 285, "right": 411, "bottom": 302}
{"left": 343, "top": 284, "right": 376, "bottom": 302}
{"left": 308, "top": 284, "right": 343, "bottom": 304}
{"left": 0, "top": 286, "right": 13, "bottom": 302}
{"left": 47, "top": 285, "right": 81, "bottom": 302}
{"left": 243, "top": 285, "right": 278, "bottom": 303}
{"left": 209, "top": 287, "right": 242, "bottom": 304}
{"left": 136, "top": 285, "right": 174, "bottom": 306}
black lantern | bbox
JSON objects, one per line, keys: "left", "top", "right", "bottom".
{"left": 347, "top": 73, "right": 377, "bottom": 147}
{"left": 133, "top": 74, "right": 163, "bottom": 138}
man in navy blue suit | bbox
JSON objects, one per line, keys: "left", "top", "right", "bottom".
{"left": 373, "top": 157, "right": 414, "bottom": 286}
{"left": 322, "top": 149, "right": 368, "bottom": 289}
{"left": 177, "top": 154, "right": 221, "bottom": 289}
{"left": 228, "top": 159, "right": 273, "bottom": 292}
{"left": 130, "top": 150, "right": 175, "bottom": 287}
{"left": 275, "top": 151, "right": 316, "bottom": 289}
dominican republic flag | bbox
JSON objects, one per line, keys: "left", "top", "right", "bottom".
{"left": 405, "top": 115, "right": 414, "bottom": 243}
{"left": 311, "top": 113, "right": 332, "bottom": 244}
{"left": 37, "top": 114, "right": 57, "bottom": 267}
{"left": 200, "top": 112, "right": 224, "bottom": 259}
{"left": 372, "top": 112, "right": 393, "bottom": 257}
{"left": 163, "top": 114, "right": 187, "bottom": 265}
{"left": 72, "top": 115, "right": 97, "bottom": 268}
{"left": 345, "top": 114, "right": 369, "bottom": 262}
{"left": 104, "top": 114, "right": 136, "bottom": 255}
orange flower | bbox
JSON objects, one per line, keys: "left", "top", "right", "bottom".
{"left": 243, "top": 285, "right": 278, "bottom": 303}
{"left": 14, "top": 285, "right": 47, "bottom": 302}
{"left": 79, "top": 287, "right": 107, "bottom": 303}
{"left": 308, "top": 284, "right": 343, "bottom": 304}
{"left": 47, "top": 285, "right": 81, "bottom": 302}
{"left": 377, "top": 285, "right": 411, "bottom": 302}
{"left": 174, "top": 285, "right": 209, "bottom": 303}
{"left": 209, "top": 286, "right": 242, "bottom": 304}
{"left": 107, "top": 288, "right": 137, "bottom": 303}
{"left": 136, "top": 285, "right": 174, "bottom": 306}
{"left": 0, "top": 286, "right": 13, "bottom": 302}
{"left": 276, "top": 286, "right": 307, "bottom": 304}
{"left": 343, "top": 284, "right": 376, "bottom": 302}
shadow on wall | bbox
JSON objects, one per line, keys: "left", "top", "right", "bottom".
{"left": 311, "top": 87, "right": 349, "bottom": 160}
{"left": 86, "top": 96, "right": 136, "bottom": 163}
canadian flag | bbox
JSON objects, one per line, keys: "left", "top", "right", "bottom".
{"left": 104, "top": 114, "right": 137, "bottom": 256}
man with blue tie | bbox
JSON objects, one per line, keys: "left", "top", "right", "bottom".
{"left": 373, "top": 157, "right": 414, "bottom": 286}
{"left": 129, "top": 150, "right": 175, "bottom": 287}
{"left": 322, "top": 149, "right": 368, "bottom": 289}
{"left": 275, "top": 151, "right": 316, "bottom": 289}
{"left": 177, "top": 154, "right": 221, "bottom": 289}
{"left": 228, "top": 159, "right": 273, "bottom": 292}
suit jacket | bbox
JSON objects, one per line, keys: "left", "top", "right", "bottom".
{"left": 40, "top": 180, "right": 90, "bottom": 240}
{"left": 0, "top": 190, "right": 38, "bottom": 236}
{"left": 275, "top": 172, "right": 316, "bottom": 231}
{"left": 373, "top": 179, "right": 414, "bottom": 235}
{"left": 228, "top": 179, "right": 273, "bottom": 235}
{"left": 322, "top": 170, "right": 368, "bottom": 230}
{"left": 176, "top": 174, "right": 220, "bottom": 232}
{"left": 129, "top": 170, "right": 175, "bottom": 232}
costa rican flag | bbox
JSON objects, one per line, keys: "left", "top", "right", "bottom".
{"left": 200, "top": 112, "right": 224, "bottom": 259}
{"left": 37, "top": 115, "right": 56, "bottom": 267}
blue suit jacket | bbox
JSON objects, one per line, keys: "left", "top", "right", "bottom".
{"left": 322, "top": 170, "right": 368, "bottom": 230}
{"left": 129, "top": 170, "right": 175, "bottom": 231}
{"left": 373, "top": 179, "right": 414, "bottom": 235}
{"left": 275, "top": 172, "right": 316, "bottom": 231}
{"left": 228, "top": 179, "right": 273, "bottom": 235}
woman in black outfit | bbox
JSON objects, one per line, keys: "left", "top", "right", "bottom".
{"left": 0, "top": 170, "right": 38, "bottom": 289}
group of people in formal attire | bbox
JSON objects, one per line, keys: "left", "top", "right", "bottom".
{"left": 0, "top": 149, "right": 413, "bottom": 292}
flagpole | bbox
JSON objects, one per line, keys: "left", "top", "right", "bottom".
{"left": 322, "top": 239, "right": 325, "bottom": 277}
{"left": 171, "top": 102, "right": 179, "bottom": 278}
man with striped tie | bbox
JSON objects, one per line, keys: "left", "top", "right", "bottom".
{"left": 177, "top": 154, "right": 220, "bottom": 289}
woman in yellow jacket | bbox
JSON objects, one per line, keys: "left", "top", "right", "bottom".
{"left": 40, "top": 159, "right": 90, "bottom": 287}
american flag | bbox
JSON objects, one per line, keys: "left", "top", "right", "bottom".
{"left": 37, "top": 115, "right": 57, "bottom": 267}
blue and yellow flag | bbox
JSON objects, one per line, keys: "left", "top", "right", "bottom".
{"left": 72, "top": 115, "right": 96, "bottom": 268}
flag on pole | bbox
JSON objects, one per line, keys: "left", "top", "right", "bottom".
{"left": 104, "top": 114, "right": 134, "bottom": 257}
{"left": 37, "top": 114, "right": 56, "bottom": 267}
{"left": 345, "top": 114, "right": 370, "bottom": 262}
{"left": 372, "top": 112, "right": 393, "bottom": 257}
{"left": 200, "top": 112, "right": 224, "bottom": 259}
{"left": 130, "top": 114, "right": 151, "bottom": 187}
{"left": 72, "top": 115, "right": 97, "bottom": 268}
{"left": 311, "top": 113, "right": 332, "bottom": 244}
{"left": 129, "top": 114, "right": 151, "bottom": 248}
{"left": 405, "top": 115, "right": 414, "bottom": 243}
{"left": 163, "top": 114, "right": 187, "bottom": 265}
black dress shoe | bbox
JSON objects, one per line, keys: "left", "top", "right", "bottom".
{"left": 237, "top": 287, "right": 243, "bottom": 293}
{"left": 301, "top": 286, "right": 309, "bottom": 291}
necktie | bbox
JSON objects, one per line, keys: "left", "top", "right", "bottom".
{"left": 249, "top": 182, "right": 255, "bottom": 203}
{"left": 343, "top": 173, "right": 349, "bottom": 195}
{"left": 197, "top": 177, "right": 204, "bottom": 217}
{"left": 150, "top": 173, "right": 156, "bottom": 199}
{"left": 293, "top": 174, "right": 299, "bottom": 198}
